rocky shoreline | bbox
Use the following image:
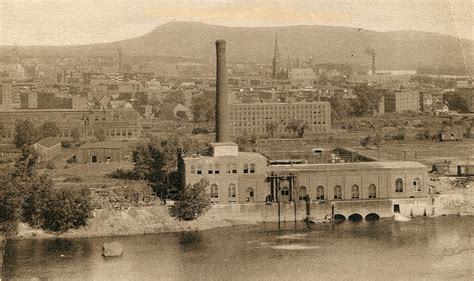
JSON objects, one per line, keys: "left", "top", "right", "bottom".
{"left": 9, "top": 185, "right": 474, "bottom": 241}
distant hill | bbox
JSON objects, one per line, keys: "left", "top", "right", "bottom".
{"left": 2, "top": 22, "right": 473, "bottom": 73}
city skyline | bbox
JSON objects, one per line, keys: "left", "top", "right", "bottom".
{"left": 0, "top": 0, "right": 472, "bottom": 46}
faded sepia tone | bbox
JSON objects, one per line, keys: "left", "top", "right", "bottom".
{"left": 0, "top": 0, "right": 473, "bottom": 280}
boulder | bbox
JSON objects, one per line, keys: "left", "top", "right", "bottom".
{"left": 102, "top": 242, "right": 123, "bottom": 257}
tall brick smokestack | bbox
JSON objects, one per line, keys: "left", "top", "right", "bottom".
{"left": 215, "top": 40, "right": 230, "bottom": 142}
{"left": 365, "top": 47, "right": 376, "bottom": 75}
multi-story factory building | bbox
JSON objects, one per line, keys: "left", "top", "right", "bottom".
{"left": 384, "top": 91, "right": 420, "bottom": 113}
{"left": 0, "top": 108, "right": 142, "bottom": 141}
{"left": 229, "top": 102, "right": 331, "bottom": 136}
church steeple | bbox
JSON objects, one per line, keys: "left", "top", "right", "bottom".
{"left": 272, "top": 35, "right": 280, "bottom": 79}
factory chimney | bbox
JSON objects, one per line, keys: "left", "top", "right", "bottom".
{"left": 215, "top": 40, "right": 230, "bottom": 143}
{"left": 365, "top": 47, "right": 376, "bottom": 75}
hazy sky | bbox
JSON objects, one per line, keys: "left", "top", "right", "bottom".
{"left": 0, "top": 0, "right": 472, "bottom": 46}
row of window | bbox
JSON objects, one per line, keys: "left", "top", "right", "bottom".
{"left": 294, "top": 178, "right": 421, "bottom": 200}
{"left": 190, "top": 163, "right": 256, "bottom": 175}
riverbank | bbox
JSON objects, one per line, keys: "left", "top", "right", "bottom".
{"left": 14, "top": 204, "right": 258, "bottom": 240}
{"left": 12, "top": 183, "right": 474, "bottom": 240}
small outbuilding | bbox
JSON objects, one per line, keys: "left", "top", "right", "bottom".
{"left": 33, "top": 137, "right": 62, "bottom": 162}
{"left": 76, "top": 141, "right": 128, "bottom": 163}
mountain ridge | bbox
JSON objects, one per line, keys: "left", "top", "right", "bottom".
{"left": 2, "top": 21, "right": 472, "bottom": 72}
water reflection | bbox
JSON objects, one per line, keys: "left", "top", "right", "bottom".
{"left": 3, "top": 216, "right": 473, "bottom": 281}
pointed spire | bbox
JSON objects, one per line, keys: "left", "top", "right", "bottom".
{"left": 273, "top": 35, "right": 280, "bottom": 61}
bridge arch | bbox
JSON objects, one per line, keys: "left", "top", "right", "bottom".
{"left": 365, "top": 213, "right": 380, "bottom": 221}
{"left": 334, "top": 214, "right": 346, "bottom": 222}
{"left": 348, "top": 213, "right": 363, "bottom": 222}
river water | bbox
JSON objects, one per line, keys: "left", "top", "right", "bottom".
{"left": 2, "top": 216, "right": 473, "bottom": 281}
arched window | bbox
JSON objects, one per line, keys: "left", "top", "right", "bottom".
{"left": 316, "top": 186, "right": 325, "bottom": 200}
{"left": 210, "top": 184, "right": 219, "bottom": 199}
{"left": 281, "top": 186, "right": 289, "bottom": 196}
{"left": 395, "top": 178, "right": 404, "bottom": 193}
{"left": 368, "top": 184, "right": 377, "bottom": 199}
{"left": 298, "top": 186, "right": 307, "bottom": 200}
{"left": 351, "top": 185, "right": 359, "bottom": 199}
{"left": 246, "top": 187, "right": 254, "bottom": 202}
{"left": 228, "top": 184, "right": 237, "bottom": 198}
{"left": 413, "top": 177, "right": 421, "bottom": 192}
{"left": 334, "top": 185, "right": 342, "bottom": 200}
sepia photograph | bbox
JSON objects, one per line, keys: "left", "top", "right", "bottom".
{"left": 0, "top": 0, "right": 473, "bottom": 280}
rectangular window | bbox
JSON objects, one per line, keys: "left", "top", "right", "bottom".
{"left": 197, "top": 165, "right": 202, "bottom": 175}
{"left": 250, "top": 164, "right": 256, "bottom": 173}
{"left": 214, "top": 164, "right": 220, "bottom": 174}
{"left": 226, "top": 164, "right": 231, "bottom": 174}
{"left": 208, "top": 164, "right": 213, "bottom": 174}
{"left": 232, "top": 164, "right": 237, "bottom": 174}
{"left": 243, "top": 164, "right": 249, "bottom": 173}
{"left": 190, "top": 165, "right": 196, "bottom": 174}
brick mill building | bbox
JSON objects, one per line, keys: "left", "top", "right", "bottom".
{"left": 229, "top": 102, "right": 331, "bottom": 136}
{"left": 0, "top": 108, "right": 142, "bottom": 141}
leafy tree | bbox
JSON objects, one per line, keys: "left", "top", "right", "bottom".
{"left": 22, "top": 174, "right": 52, "bottom": 227}
{"left": 329, "top": 96, "right": 352, "bottom": 121}
{"left": 71, "top": 128, "right": 80, "bottom": 143}
{"left": 360, "top": 136, "right": 371, "bottom": 148}
{"left": 95, "top": 128, "right": 106, "bottom": 141}
{"left": 40, "top": 122, "right": 60, "bottom": 138}
{"left": 234, "top": 134, "right": 257, "bottom": 152}
{"left": 191, "top": 92, "right": 215, "bottom": 123}
{"left": 132, "top": 142, "right": 166, "bottom": 183}
{"left": 444, "top": 92, "right": 470, "bottom": 113}
{"left": 14, "top": 119, "right": 40, "bottom": 150}
{"left": 170, "top": 178, "right": 211, "bottom": 221}
{"left": 40, "top": 187, "right": 92, "bottom": 233}
{"left": 265, "top": 120, "right": 279, "bottom": 138}
{"left": 286, "top": 119, "right": 306, "bottom": 138}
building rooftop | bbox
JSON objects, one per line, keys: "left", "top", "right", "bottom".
{"left": 269, "top": 161, "right": 427, "bottom": 172}
{"left": 78, "top": 141, "right": 127, "bottom": 150}
{"left": 36, "top": 137, "right": 61, "bottom": 148}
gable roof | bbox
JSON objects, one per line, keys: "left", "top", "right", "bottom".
{"left": 36, "top": 137, "right": 61, "bottom": 148}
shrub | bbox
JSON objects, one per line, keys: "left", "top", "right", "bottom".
{"left": 40, "top": 188, "right": 92, "bottom": 232}
{"left": 170, "top": 178, "right": 211, "bottom": 220}
{"left": 63, "top": 175, "right": 83, "bottom": 182}
{"left": 107, "top": 169, "right": 140, "bottom": 180}
{"left": 61, "top": 140, "right": 72, "bottom": 148}
{"left": 192, "top": 128, "right": 209, "bottom": 134}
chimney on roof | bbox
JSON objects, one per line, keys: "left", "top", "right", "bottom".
{"left": 215, "top": 40, "right": 230, "bottom": 143}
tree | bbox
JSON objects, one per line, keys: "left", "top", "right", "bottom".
{"left": 191, "top": 92, "right": 215, "bottom": 123}
{"left": 170, "top": 178, "right": 211, "bottom": 220}
{"left": 286, "top": 119, "right": 306, "bottom": 138}
{"left": 40, "top": 122, "right": 60, "bottom": 138}
{"left": 132, "top": 142, "right": 166, "bottom": 183}
{"left": 71, "top": 128, "right": 80, "bottom": 143}
{"left": 329, "top": 96, "right": 352, "bottom": 121}
{"left": 95, "top": 128, "right": 106, "bottom": 141}
{"left": 22, "top": 174, "right": 52, "bottom": 227}
{"left": 234, "top": 134, "right": 257, "bottom": 152}
{"left": 40, "top": 187, "right": 92, "bottom": 233}
{"left": 444, "top": 92, "right": 470, "bottom": 113}
{"left": 14, "top": 119, "right": 40, "bottom": 150}
{"left": 265, "top": 120, "right": 279, "bottom": 138}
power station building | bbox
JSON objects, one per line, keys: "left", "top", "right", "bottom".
{"left": 180, "top": 40, "right": 430, "bottom": 220}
